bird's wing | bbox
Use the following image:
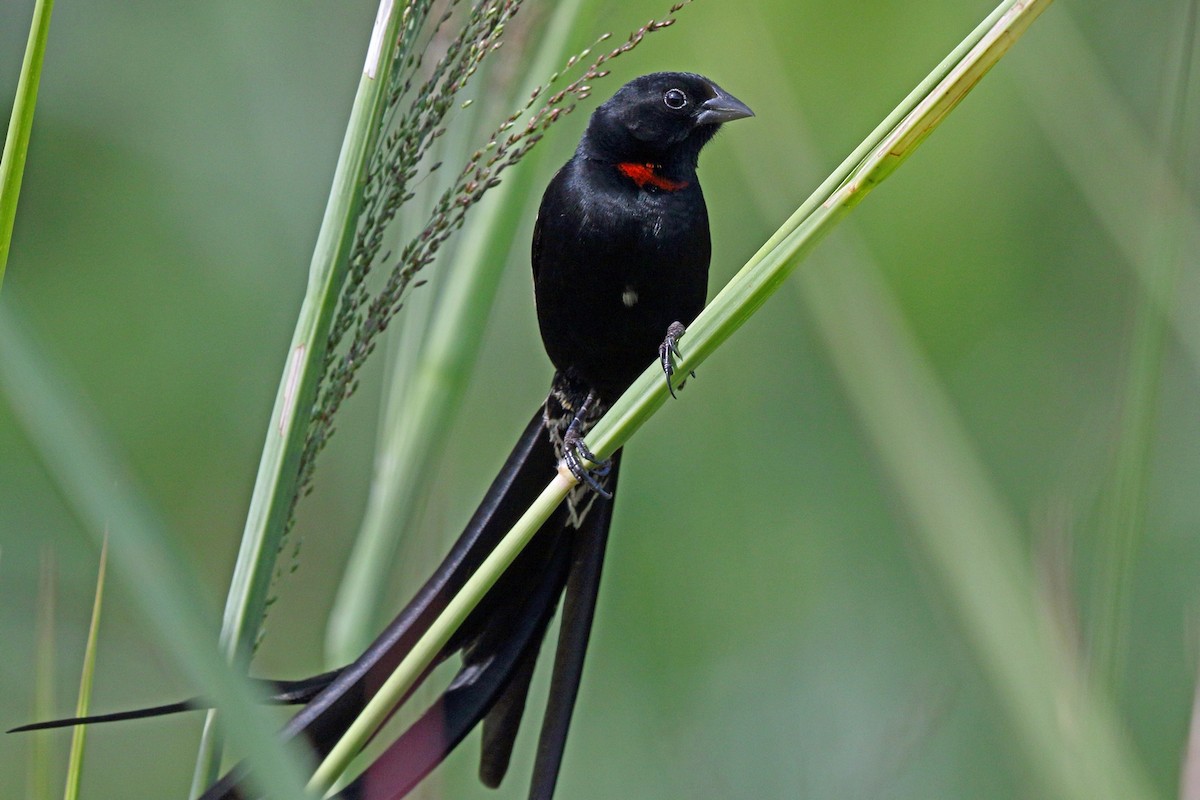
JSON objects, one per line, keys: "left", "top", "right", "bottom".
{"left": 528, "top": 451, "right": 620, "bottom": 800}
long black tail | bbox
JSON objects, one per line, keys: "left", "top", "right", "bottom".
{"left": 9, "top": 701, "right": 198, "bottom": 733}
{"left": 11, "top": 405, "right": 616, "bottom": 800}
{"left": 6, "top": 671, "right": 341, "bottom": 734}
{"left": 203, "top": 405, "right": 618, "bottom": 799}
{"left": 341, "top": 453, "right": 620, "bottom": 800}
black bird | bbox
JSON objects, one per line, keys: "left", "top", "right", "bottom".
{"left": 12, "top": 72, "right": 752, "bottom": 800}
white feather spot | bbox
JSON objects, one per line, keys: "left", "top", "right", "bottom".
{"left": 652, "top": 216, "right": 663, "bottom": 237}
{"left": 622, "top": 286, "right": 638, "bottom": 307}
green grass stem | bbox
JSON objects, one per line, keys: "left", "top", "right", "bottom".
{"left": 589, "top": 0, "right": 1051, "bottom": 459}
{"left": 193, "top": 1, "right": 406, "bottom": 790}
{"left": 0, "top": 0, "right": 54, "bottom": 292}
{"left": 1090, "top": 0, "right": 1198, "bottom": 696}
{"left": 796, "top": 254, "right": 1156, "bottom": 800}
{"left": 63, "top": 536, "right": 107, "bottom": 800}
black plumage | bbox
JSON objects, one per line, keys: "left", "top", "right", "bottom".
{"left": 11, "top": 71, "right": 751, "bottom": 800}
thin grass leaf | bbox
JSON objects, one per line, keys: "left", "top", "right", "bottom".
{"left": 1015, "top": 12, "right": 1200, "bottom": 372}
{"left": 796, "top": 255, "right": 1156, "bottom": 800}
{"left": 303, "top": 0, "right": 529, "bottom": 513}
{"left": 306, "top": 0, "right": 1057, "bottom": 789}
{"left": 0, "top": 301, "right": 313, "bottom": 800}
{"left": 194, "top": 1, "right": 408, "bottom": 790}
{"left": 0, "top": 0, "right": 54, "bottom": 292}
{"left": 214, "top": 0, "right": 543, "bottom": 690}
{"left": 1090, "top": 0, "right": 1198, "bottom": 695}
{"left": 213, "top": 0, "right": 404, "bottom": 664}
{"left": 63, "top": 534, "right": 107, "bottom": 800}
{"left": 1016, "top": 16, "right": 1200, "bottom": 702}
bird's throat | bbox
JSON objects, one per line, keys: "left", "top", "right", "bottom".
{"left": 616, "top": 162, "right": 689, "bottom": 192}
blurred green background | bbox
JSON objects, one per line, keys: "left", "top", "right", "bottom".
{"left": 2, "top": 0, "right": 1198, "bottom": 797}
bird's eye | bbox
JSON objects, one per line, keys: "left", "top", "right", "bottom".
{"left": 663, "top": 88, "right": 689, "bottom": 110}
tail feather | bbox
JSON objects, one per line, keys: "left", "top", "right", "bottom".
{"left": 278, "top": 409, "right": 558, "bottom": 757}
{"left": 7, "top": 701, "right": 197, "bottom": 733}
{"left": 478, "top": 643, "right": 539, "bottom": 788}
{"left": 200, "top": 408, "right": 565, "bottom": 800}
{"left": 529, "top": 453, "right": 620, "bottom": 800}
{"left": 340, "top": 518, "right": 574, "bottom": 800}
{"left": 14, "top": 404, "right": 615, "bottom": 800}
{"left": 6, "top": 671, "right": 341, "bottom": 734}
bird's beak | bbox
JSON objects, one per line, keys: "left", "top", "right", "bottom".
{"left": 695, "top": 83, "right": 754, "bottom": 126}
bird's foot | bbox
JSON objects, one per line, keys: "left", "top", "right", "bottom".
{"left": 658, "top": 321, "right": 697, "bottom": 399}
{"left": 562, "top": 428, "right": 613, "bottom": 499}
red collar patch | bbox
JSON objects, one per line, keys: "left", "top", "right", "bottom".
{"left": 616, "top": 162, "right": 689, "bottom": 192}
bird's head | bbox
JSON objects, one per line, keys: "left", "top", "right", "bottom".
{"left": 581, "top": 72, "right": 753, "bottom": 167}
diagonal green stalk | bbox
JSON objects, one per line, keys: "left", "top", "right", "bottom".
{"left": 0, "top": 0, "right": 54, "bottom": 292}
{"left": 1018, "top": 16, "right": 1200, "bottom": 699}
{"left": 306, "top": 0, "right": 1055, "bottom": 790}
{"left": 326, "top": 0, "right": 596, "bottom": 664}
{"left": 670, "top": 0, "right": 1016, "bottom": 345}
{"left": 1015, "top": 13, "right": 1200, "bottom": 372}
{"left": 0, "top": 302, "right": 313, "bottom": 800}
{"left": 795, "top": 244, "right": 1157, "bottom": 800}
{"left": 1089, "top": 0, "right": 1198, "bottom": 697}
{"left": 307, "top": 472, "right": 574, "bottom": 794}
{"left": 63, "top": 536, "right": 108, "bottom": 800}
{"left": 193, "top": 1, "right": 406, "bottom": 790}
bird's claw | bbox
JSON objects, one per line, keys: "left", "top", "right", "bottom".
{"left": 563, "top": 430, "right": 612, "bottom": 498}
{"left": 658, "top": 321, "right": 696, "bottom": 399}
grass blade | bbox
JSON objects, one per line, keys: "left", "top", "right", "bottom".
{"left": 588, "top": 0, "right": 1052, "bottom": 459}
{"left": 1089, "top": 0, "right": 1198, "bottom": 696}
{"left": 1015, "top": 13, "right": 1200, "bottom": 371}
{"left": 796, "top": 254, "right": 1156, "bottom": 800}
{"left": 62, "top": 535, "right": 107, "bottom": 800}
{"left": 213, "top": 0, "right": 403, "bottom": 668}
{"left": 194, "top": 1, "right": 406, "bottom": 789}
{"left": 0, "top": 0, "right": 54, "bottom": 292}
